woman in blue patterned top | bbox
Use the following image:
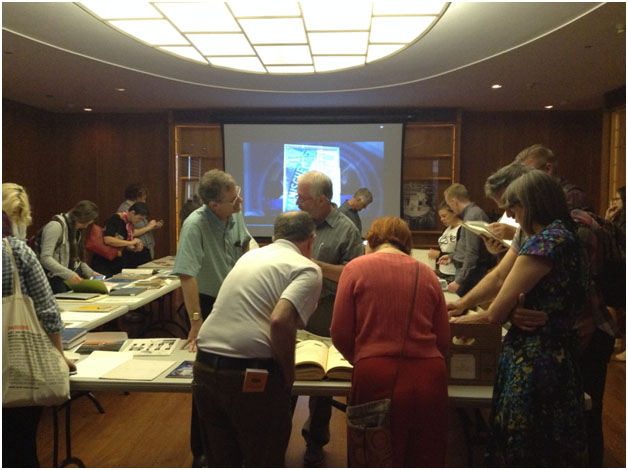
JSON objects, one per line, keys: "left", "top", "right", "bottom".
{"left": 453, "top": 170, "right": 587, "bottom": 466}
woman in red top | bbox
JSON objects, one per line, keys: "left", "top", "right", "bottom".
{"left": 331, "top": 216, "right": 450, "bottom": 467}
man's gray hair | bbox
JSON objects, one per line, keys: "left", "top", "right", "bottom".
{"left": 198, "top": 169, "right": 236, "bottom": 204}
{"left": 484, "top": 162, "right": 533, "bottom": 200}
{"left": 513, "top": 144, "right": 557, "bottom": 169}
{"left": 274, "top": 211, "right": 315, "bottom": 243}
{"left": 298, "top": 171, "right": 333, "bottom": 199}
{"left": 354, "top": 188, "right": 373, "bottom": 204}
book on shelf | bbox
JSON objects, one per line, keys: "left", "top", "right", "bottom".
{"left": 61, "top": 327, "right": 87, "bottom": 350}
{"left": 121, "top": 338, "right": 179, "bottom": 356}
{"left": 75, "top": 331, "right": 128, "bottom": 354}
{"left": 461, "top": 221, "right": 512, "bottom": 248}
{"left": 166, "top": 360, "right": 194, "bottom": 378}
{"left": 295, "top": 340, "right": 353, "bottom": 381}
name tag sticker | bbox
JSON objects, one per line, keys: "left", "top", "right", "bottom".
{"left": 242, "top": 368, "right": 268, "bottom": 393}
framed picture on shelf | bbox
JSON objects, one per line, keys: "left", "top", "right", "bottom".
{"left": 402, "top": 181, "right": 438, "bottom": 231}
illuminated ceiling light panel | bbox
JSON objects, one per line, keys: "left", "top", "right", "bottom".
{"left": 239, "top": 19, "right": 307, "bottom": 44}
{"left": 109, "top": 19, "right": 188, "bottom": 46}
{"left": 314, "top": 55, "right": 365, "bottom": 72}
{"left": 208, "top": 56, "right": 266, "bottom": 73}
{"left": 309, "top": 32, "right": 368, "bottom": 55}
{"left": 266, "top": 65, "right": 316, "bottom": 74}
{"left": 81, "top": 2, "right": 161, "bottom": 19}
{"left": 256, "top": 45, "right": 312, "bottom": 65}
{"left": 78, "top": 1, "right": 449, "bottom": 74}
{"left": 366, "top": 44, "right": 405, "bottom": 63}
{"left": 301, "top": 2, "right": 372, "bottom": 31}
{"left": 373, "top": 1, "right": 447, "bottom": 15}
{"left": 159, "top": 46, "right": 208, "bottom": 63}
{"left": 187, "top": 33, "right": 254, "bottom": 56}
{"left": 228, "top": 1, "right": 301, "bottom": 18}
{"left": 155, "top": 3, "right": 240, "bottom": 32}
{"left": 370, "top": 16, "right": 435, "bottom": 43}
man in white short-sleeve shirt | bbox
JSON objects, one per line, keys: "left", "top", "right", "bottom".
{"left": 193, "top": 211, "right": 322, "bottom": 467}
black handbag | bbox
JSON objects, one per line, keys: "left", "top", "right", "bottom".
{"left": 345, "top": 261, "right": 419, "bottom": 467}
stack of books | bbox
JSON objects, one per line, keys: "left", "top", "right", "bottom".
{"left": 61, "top": 327, "right": 87, "bottom": 350}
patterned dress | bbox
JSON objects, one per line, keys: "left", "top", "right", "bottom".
{"left": 486, "top": 220, "right": 588, "bottom": 467}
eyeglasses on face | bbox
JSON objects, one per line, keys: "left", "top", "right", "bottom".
{"left": 221, "top": 186, "right": 241, "bottom": 205}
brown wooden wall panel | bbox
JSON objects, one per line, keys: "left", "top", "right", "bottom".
{"left": 2, "top": 100, "right": 171, "bottom": 257}
{"left": 459, "top": 111, "right": 603, "bottom": 220}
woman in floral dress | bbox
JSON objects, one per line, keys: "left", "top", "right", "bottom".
{"left": 453, "top": 170, "right": 587, "bottom": 466}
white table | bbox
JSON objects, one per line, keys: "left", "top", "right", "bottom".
{"left": 58, "top": 303, "right": 129, "bottom": 331}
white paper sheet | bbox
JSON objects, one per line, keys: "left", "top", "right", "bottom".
{"left": 74, "top": 351, "right": 134, "bottom": 378}
{"left": 101, "top": 359, "right": 177, "bottom": 381}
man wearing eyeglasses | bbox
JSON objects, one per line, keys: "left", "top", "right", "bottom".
{"left": 172, "top": 169, "right": 253, "bottom": 467}
{"left": 295, "top": 170, "right": 363, "bottom": 467}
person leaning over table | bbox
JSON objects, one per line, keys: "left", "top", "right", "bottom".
{"left": 117, "top": 183, "right": 163, "bottom": 259}
{"left": 171, "top": 169, "right": 253, "bottom": 468}
{"left": 2, "top": 186, "right": 77, "bottom": 468}
{"left": 451, "top": 170, "right": 587, "bottom": 467}
{"left": 192, "top": 211, "right": 322, "bottom": 467}
{"left": 38, "top": 200, "right": 101, "bottom": 294}
{"left": 90, "top": 202, "right": 151, "bottom": 278}
{"left": 450, "top": 162, "right": 617, "bottom": 467}
{"left": 331, "top": 216, "right": 450, "bottom": 467}
{"left": 294, "top": 170, "right": 363, "bottom": 467}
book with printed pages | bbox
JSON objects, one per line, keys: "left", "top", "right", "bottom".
{"left": 64, "top": 278, "right": 110, "bottom": 294}
{"left": 295, "top": 340, "right": 352, "bottom": 381}
{"left": 461, "top": 221, "right": 512, "bottom": 248}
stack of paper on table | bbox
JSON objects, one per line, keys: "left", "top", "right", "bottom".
{"left": 295, "top": 340, "right": 353, "bottom": 381}
{"left": 61, "top": 327, "right": 87, "bottom": 350}
{"left": 74, "top": 351, "right": 176, "bottom": 381}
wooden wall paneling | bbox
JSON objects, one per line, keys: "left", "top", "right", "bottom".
{"left": 2, "top": 100, "right": 171, "bottom": 258}
{"left": 460, "top": 111, "right": 604, "bottom": 217}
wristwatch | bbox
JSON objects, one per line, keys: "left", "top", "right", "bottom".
{"left": 191, "top": 312, "right": 201, "bottom": 321}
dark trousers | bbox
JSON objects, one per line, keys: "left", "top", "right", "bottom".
{"left": 192, "top": 358, "right": 292, "bottom": 467}
{"left": 190, "top": 294, "right": 216, "bottom": 462}
{"left": 457, "top": 266, "right": 489, "bottom": 298}
{"left": 2, "top": 405, "right": 43, "bottom": 468}
{"left": 580, "top": 328, "right": 615, "bottom": 467}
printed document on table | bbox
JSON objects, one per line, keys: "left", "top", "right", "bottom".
{"left": 74, "top": 351, "right": 134, "bottom": 378}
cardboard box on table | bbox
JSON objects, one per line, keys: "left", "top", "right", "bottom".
{"left": 446, "top": 323, "right": 502, "bottom": 385}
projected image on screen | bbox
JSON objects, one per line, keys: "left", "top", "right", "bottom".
{"left": 225, "top": 124, "right": 403, "bottom": 237}
{"left": 283, "top": 144, "right": 341, "bottom": 211}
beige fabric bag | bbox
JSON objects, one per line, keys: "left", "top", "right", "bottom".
{"left": 2, "top": 238, "right": 70, "bottom": 407}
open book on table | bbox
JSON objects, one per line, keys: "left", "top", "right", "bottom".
{"left": 461, "top": 221, "right": 512, "bottom": 248}
{"left": 295, "top": 340, "right": 352, "bottom": 381}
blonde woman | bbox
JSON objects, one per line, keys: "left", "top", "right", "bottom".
{"left": 2, "top": 182, "right": 32, "bottom": 239}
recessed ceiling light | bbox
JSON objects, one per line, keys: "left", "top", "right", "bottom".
{"left": 491, "top": 84, "right": 502, "bottom": 89}
{"left": 115, "top": 88, "right": 126, "bottom": 92}
{"left": 83, "top": 107, "right": 93, "bottom": 112}
{"left": 79, "top": 1, "right": 449, "bottom": 74}
{"left": 544, "top": 105, "right": 554, "bottom": 109}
